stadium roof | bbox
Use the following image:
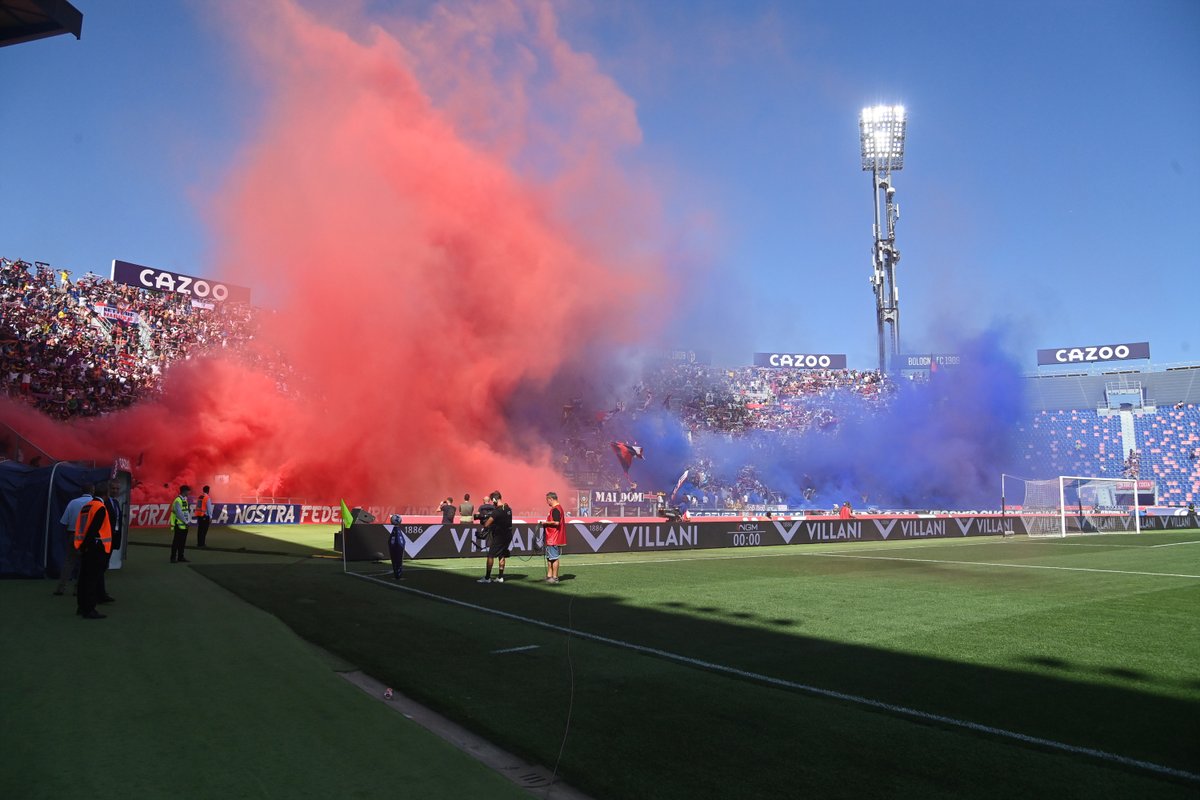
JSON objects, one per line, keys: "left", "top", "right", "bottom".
{"left": 0, "top": 0, "right": 82, "bottom": 48}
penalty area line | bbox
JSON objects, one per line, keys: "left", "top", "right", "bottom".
{"left": 348, "top": 571, "right": 1198, "bottom": 783}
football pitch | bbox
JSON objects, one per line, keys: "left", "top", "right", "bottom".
{"left": 195, "top": 529, "right": 1200, "bottom": 799}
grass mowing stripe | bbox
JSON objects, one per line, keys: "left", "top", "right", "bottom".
{"left": 807, "top": 552, "right": 1200, "bottom": 579}
{"left": 348, "top": 571, "right": 1200, "bottom": 784}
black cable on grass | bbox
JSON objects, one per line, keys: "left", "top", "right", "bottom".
{"left": 546, "top": 594, "right": 576, "bottom": 799}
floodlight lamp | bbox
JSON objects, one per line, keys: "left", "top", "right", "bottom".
{"left": 860, "top": 104, "right": 906, "bottom": 171}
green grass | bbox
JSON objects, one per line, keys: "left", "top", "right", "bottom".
{"left": 0, "top": 536, "right": 529, "bottom": 800}
{"left": 194, "top": 531, "right": 1200, "bottom": 799}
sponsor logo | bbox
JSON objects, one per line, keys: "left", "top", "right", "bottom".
{"left": 1026, "top": 517, "right": 1060, "bottom": 536}
{"left": 876, "top": 519, "right": 898, "bottom": 540}
{"left": 572, "top": 521, "right": 619, "bottom": 552}
{"left": 737, "top": 523, "right": 763, "bottom": 532}
{"left": 754, "top": 352, "right": 848, "bottom": 369}
{"left": 900, "top": 519, "right": 946, "bottom": 538}
{"left": 111, "top": 259, "right": 252, "bottom": 304}
{"left": 1036, "top": 341, "right": 1149, "bottom": 366}
{"left": 401, "top": 524, "right": 443, "bottom": 557}
{"left": 807, "top": 521, "right": 862, "bottom": 541}
{"left": 622, "top": 525, "right": 698, "bottom": 548}
{"left": 772, "top": 520, "right": 803, "bottom": 544}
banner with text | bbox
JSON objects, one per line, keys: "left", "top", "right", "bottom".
{"left": 1036, "top": 341, "right": 1150, "bottom": 366}
{"left": 341, "top": 514, "right": 1031, "bottom": 560}
{"left": 130, "top": 503, "right": 404, "bottom": 528}
{"left": 94, "top": 304, "right": 141, "bottom": 325}
{"left": 111, "top": 259, "right": 252, "bottom": 304}
{"left": 895, "top": 353, "right": 960, "bottom": 370}
{"left": 753, "top": 353, "right": 847, "bottom": 369}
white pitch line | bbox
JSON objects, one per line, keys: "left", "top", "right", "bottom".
{"left": 491, "top": 645, "right": 540, "bottom": 654}
{"left": 1033, "top": 542, "right": 1150, "bottom": 549}
{"left": 1150, "top": 539, "right": 1200, "bottom": 548}
{"left": 807, "top": 552, "right": 1200, "bottom": 579}
{"left": 348, "top": 571, "right": 1199, "bottom": 783}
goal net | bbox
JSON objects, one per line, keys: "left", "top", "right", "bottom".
{"left": 1002, "top": 475, "right": 1141, "bottom": 538}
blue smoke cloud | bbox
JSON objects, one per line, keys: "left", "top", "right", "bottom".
{"left": 527, "top": 331, "right": 1028, "bottom": 511}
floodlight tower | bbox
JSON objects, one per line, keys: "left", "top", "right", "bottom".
{"left": 859, "top": 104, "right": 907, "bottom": 373}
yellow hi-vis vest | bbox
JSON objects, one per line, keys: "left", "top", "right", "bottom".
{"left": 170, "top": 495, "right": 191, "bottom": 529}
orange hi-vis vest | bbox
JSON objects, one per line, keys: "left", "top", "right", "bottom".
{"left": 196, "top": 493, "right": 210, "bottom": 517}
{"left": 74, "top": 499, "right": 113, "bottom": 554}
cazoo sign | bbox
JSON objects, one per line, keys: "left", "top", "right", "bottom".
{"left": 754, "top": 352, "right": 848, "bottom": 369}
{"left": 111, "top": 259, "right": 252, "bottom": 304}
{"left": 1037, "top": 341, "right": 1149, "bottom": 366}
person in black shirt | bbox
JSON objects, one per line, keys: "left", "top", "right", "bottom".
{"left": 97, "top": 482, "right": 122, "bottom": 604}
{"left": 439, "top": 496, "right": 456, "bottom": 524}
{"left": 477, "top": 491, "right": 513, "bottom": 584}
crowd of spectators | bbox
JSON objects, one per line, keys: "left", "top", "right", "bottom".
{"left": 5, "top": 255, "right": 1195, "bottom": 509}
{"left": 1122, "top": 448, "right": 1141, "bottom": 479}
{"left": 557, "top": 363, "right": 897, "bottom": 507}
{"left": 1, "top": 257, "right": 271, "bottom": 419}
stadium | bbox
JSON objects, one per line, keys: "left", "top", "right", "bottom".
{"left": 2, "top": 3, "right": 1198, "bottom": 800}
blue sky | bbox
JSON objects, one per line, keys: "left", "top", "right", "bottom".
{"left": 2, "top": 0, "right": 1198, "bottom": 370}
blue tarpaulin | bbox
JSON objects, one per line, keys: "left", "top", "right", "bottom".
{"left": 0, "top": 461, "right": 116, "bottom": 579}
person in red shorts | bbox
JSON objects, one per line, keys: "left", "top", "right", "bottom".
{"left": 542, "top": 491, "right": 568, "bottom": 583}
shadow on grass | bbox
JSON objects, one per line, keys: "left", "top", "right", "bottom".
{"left": 1019, "top": 655, "right": 1200, "bottom": 692}
{"left": 195, "top": 558, "right": 1200, "bottom": 800}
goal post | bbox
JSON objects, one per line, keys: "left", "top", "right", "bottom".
{"left": 1001, "top": 474, "right": 1141, "bottom": 538}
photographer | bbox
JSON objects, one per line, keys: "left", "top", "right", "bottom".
{"left": 472, "top": 494, "right": 495, "bottom": 549}
{"left": 476, "top": 491, "right": 512, "bottom": 584}
{"left": 439, "top": 496, "right": 456, "bottom": 524}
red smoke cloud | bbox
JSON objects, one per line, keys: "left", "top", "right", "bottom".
{"left": 3, "top": 0, "right": 670, "bottom": 510}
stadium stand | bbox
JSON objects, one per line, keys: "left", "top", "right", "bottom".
{"left": 3, "top": 252, "right": 1197, "bottom": 507}
{"left": 1133, "top": 404, "right": 1200, "bottom": 505}
{"left": 0, "top": 257, "right": 268, "bottom": 419}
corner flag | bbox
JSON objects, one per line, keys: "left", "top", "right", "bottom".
{"left": 340, "top": 499, "right": 355, "bottom": 530}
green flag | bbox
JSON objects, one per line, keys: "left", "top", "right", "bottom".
{"left": 340, "top": 499, "right": 354, "bottom": 530}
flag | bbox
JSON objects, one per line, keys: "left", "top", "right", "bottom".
{"left": 670, "top": 469, "right": 690, "bottom": 502}
{"left": 610, "top": 441, "right": 645, "bottom": 474}
{"left": 340, "top": 499, "right": 355, "bottom": 530}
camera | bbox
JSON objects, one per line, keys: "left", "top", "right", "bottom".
{"left": 472, "top": 504, "right": 494, "bottom": 541}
